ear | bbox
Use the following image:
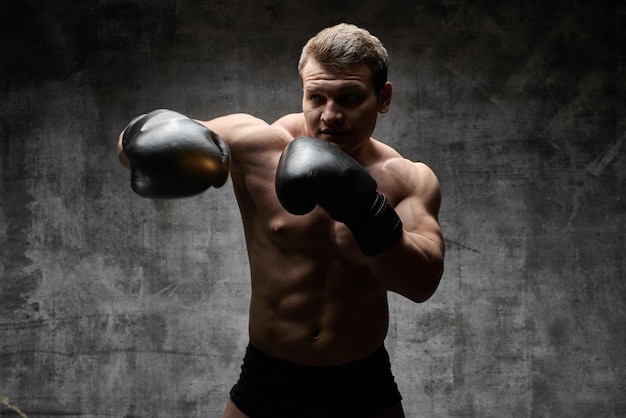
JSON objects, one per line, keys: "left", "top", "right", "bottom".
{"left": 378, "top": 82, "right": 392, "bottom": 114}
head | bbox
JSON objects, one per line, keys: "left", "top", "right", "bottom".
{"left": 298, "top": 24, "right": 392, "bottom": 154}
{"left": 298, "top": 23, "right": 389, "bottom": 96}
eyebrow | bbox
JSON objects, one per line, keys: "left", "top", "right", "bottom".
{"left": 303, "top": 83, "right": 367, "bottom": 93}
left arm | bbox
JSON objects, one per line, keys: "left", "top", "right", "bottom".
{"left": 274, "top": 138, "right": 444, "bottom": 303}
{"left": 367, "top": 161, "right": 444, "bottom": 303}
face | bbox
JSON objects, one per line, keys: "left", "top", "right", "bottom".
{"left": 301, "top": 58, "right": 391, "bottom": 154}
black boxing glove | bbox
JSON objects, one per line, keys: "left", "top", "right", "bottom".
{"left": 122, "top": 109, "right": 230, "bottom": 198}
{"left": 275, "top": 136, "right": 403, "bottom": 256}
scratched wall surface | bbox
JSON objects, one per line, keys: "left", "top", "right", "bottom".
{"left": 0, "top": 1, "right": 623, "bottom": 417}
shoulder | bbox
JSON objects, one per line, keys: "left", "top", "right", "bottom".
{"left": 272, "top": 113, "right": 305, "bottom": 137}
{"left": 384, "top": 157, "right": 440, "bottom": 192}
{"left": 368, "top": 141, "right": 441, "bottom": 210}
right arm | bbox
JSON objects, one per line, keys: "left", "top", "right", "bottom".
{"left": 197, "top": 113, "right": 293, "bottom": 172}
{"left": 116, "top": 109, "right": 231, "bottom": 198}
{"left": 117, "top": 111, "right": 299, "bottom": 167}
{"left": 117, "top": 110, "right": 292, "bottom": 197}
{"left": 116, "top": 112, "right": 266, "bottom": 169}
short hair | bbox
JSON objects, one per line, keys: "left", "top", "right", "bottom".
{"left": 298, "top": 23, "right": 389, "bottom": 94}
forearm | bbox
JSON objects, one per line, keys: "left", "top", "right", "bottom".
{"left": 366, "top": 231, "right": 444, "bottom": 303}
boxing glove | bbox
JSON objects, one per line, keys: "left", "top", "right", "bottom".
{"left": 275, "top": 137, "right": 403, "bottom": 256}
{"left": 122, "top": 109, "right": 230, "bottom": 198}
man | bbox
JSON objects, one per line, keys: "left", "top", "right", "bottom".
{"left": 118, "top": 24, "right": 444, "bottom": 418}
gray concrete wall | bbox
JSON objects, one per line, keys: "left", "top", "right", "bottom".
{"left": 1, "top": 1, "right": 624, "bottom": 417}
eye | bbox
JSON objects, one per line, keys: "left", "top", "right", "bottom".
{"left": 308, "top": 93, "right": 325, "bottom": 104}
{"left": 339, "top": 93, "right": 363, "bottom": 106}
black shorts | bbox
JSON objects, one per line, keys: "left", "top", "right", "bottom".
{"left": 229, "top": 344, "right": 402, "bottom": 418}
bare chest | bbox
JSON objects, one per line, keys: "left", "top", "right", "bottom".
{"left": 232, "top": 154, "right": 360, "bottom": 258}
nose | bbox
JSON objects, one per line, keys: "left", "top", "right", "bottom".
{"left": 321, "top": 100, "right": 343, "bottom": 125}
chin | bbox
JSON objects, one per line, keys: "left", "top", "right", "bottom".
{"left": 318, "top": 132, "right": 349, "bottom": 143}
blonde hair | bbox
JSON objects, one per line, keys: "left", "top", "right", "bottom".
{"left": 298, "top": 23, "right": 389, "bottom": 94}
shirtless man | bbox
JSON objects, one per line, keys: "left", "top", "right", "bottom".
{"left": 117, "top": 24, "right": 444, "bottom": 418}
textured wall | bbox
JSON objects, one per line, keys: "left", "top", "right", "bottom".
{"left": 1, "top": 1, "right": 624, "bottom": 417}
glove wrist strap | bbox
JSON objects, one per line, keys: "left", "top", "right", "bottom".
{"left": 347, "top": 193, "right": 403, "bottom": 256}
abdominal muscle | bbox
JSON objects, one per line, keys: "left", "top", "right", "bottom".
{"left": 244, "top": 206, "right": 391, "bottom": 367}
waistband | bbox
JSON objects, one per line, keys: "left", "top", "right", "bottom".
{"left": 243, "top": 343, "right": 391, "bottom": 377}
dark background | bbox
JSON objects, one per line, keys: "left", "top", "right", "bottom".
{"left": 1, "top": 1, "right": 624, "bottom": 416}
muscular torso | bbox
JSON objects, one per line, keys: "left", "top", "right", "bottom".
{"left": 207, "top": 113, "right": 410, "bottom": 366}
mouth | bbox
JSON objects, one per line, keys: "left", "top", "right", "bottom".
{"left": 319, "top": 129, "right": 349, "bottom": 139}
